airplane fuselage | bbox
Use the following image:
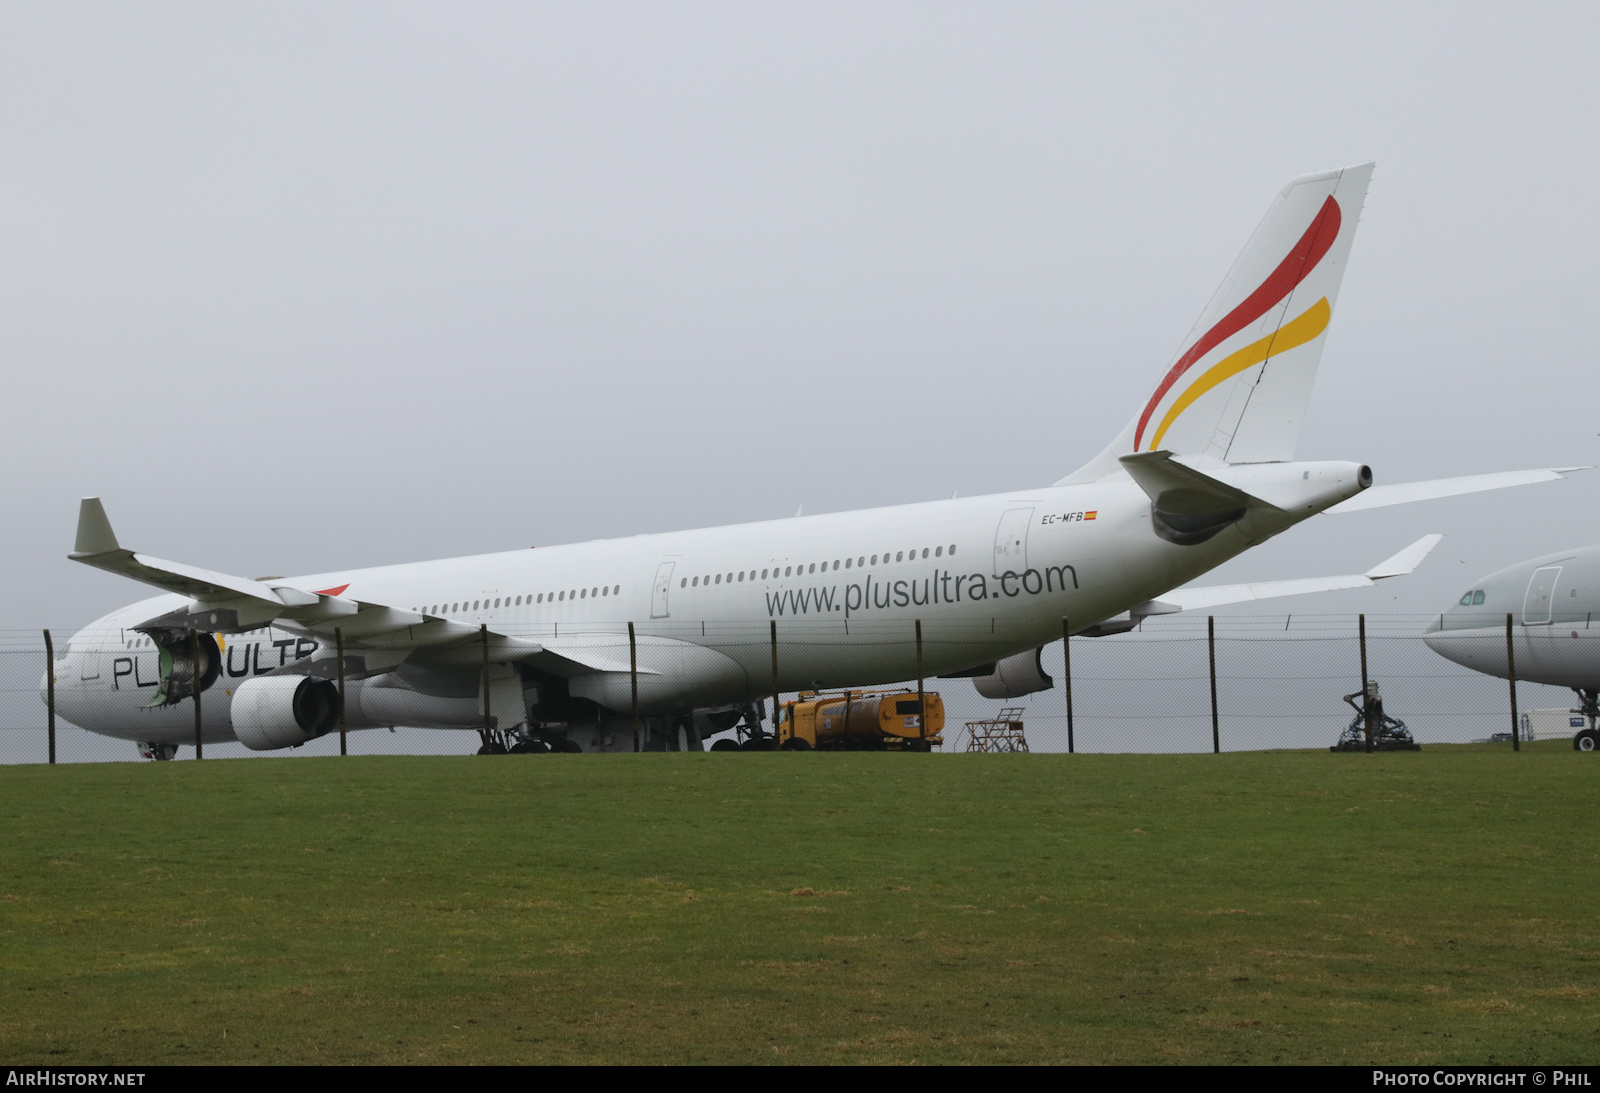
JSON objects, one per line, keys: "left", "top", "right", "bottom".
{"left": 51, "top": 467, "right": 1364, "bottom": 746}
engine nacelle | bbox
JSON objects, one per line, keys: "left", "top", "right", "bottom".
{"left": 973, "top": 647, "right": 1055, "bottom": 700}
{"left": 231, "top": 675, "right": 341, "bottom": 751}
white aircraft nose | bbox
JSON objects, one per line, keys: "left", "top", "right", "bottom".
{"left": 1422, "top": 620, "right": 1507, "bottom": 677}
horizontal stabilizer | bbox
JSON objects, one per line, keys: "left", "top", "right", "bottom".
{"left": 1157, "top": 534, "right": 1442, "bottom": 612}
{"left": 1118, "top": 451, "right": 1267, "bottom": 512}
{"left": 1326, "top": 468, "right": 1586, "bottom": 513}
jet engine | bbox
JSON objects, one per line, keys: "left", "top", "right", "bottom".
{"left": 972, "top": 647, "right": 1055, "bottom": 700}
{"left": 138, "top": 629, "right": 221, "bottom": 707}
{"left": 230, "top": 675, "right": 341, "bottom": 751}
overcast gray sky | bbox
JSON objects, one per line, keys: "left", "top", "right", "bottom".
{"left": 4, "top": 1, "right": 1598, "bottom": 630}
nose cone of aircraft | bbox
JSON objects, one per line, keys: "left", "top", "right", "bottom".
{"left": 1422, "top": 606, "right": 1509, "bottom": 678}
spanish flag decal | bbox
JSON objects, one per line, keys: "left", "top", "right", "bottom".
{"left": 1085, "top": 511, "right": 1098, "bottom": 521}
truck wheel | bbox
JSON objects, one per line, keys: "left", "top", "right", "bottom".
{"left": 1574, "top": 729, "right": 1599, "bottom": 752}
{"left": 780, "top": 737, "right": 812, "bottom": 751}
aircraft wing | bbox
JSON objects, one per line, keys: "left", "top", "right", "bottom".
{"left": 1325, "top": 468, "right": 1587, "bottom": 513}
{"left": 72, "top": 497, "right": 446, "bottom": 638}
{"left": 1154, "top": 534, "right": 1443, "bottom": 612}
{"left": 70, "top": 497, "right": 656, "bottom": 679}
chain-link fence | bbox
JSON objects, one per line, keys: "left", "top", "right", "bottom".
{"left": 2, "top": 614, "right": 1579, "bottom": 764}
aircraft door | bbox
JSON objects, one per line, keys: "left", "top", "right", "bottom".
{"left": 651, "top": 562, "right": 676, "bottom": 619}
{"left": 1523, "top": 565, "right": 1562, "bottom": 625}
{"left": 993, "top": 508, "right": 1034, "bottom": 578}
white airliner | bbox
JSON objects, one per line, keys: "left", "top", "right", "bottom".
{"left": 1424, "top": 546, "right": 1600, "bottom": 749}
{"left": 45, "top": 163, "right": 1580, "bottom": 757}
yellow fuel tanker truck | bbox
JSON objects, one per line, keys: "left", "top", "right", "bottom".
{"left": 777, "top": 688, "right": 944, "bottom": 751}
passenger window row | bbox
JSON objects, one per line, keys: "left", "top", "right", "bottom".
{"left": 414, "top": 585, "right": 623, "bottom": 615}
{"left": 680, "top": 544, "right": 958, "bottom": 588}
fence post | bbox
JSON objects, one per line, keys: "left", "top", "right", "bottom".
{"left": 1359, "top": 613, "right": 1372, "bottom": 753}
{"left": 1208, "top": 616, "right": 1220, "bottom": 754}
{"left": 915, "top": 619, "right": 925, "bottom": 745}
{"left": 480, "top": 624, "right": 491, "bottom": 739}
{"left": 43, "top": 629, "right": 56, "bottom": 765}
{"left": 189, "top": 628, "right": 204, "bottom": 760}
{"left": 1062, "top": 617, "right": 1073, "bottom": 754}
{"left": 629, "top": 622, "right": 640, "bottom": 752}
{"left": 1506, "top": 613, "right": 1520, "bottom": 751}
{"left": 770, "top": 620, "right": 780, "bottom": 744}
{"left": 336, "top": 627, "right": 347, "bottom": 756}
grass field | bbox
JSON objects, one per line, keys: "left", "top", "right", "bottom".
{"left": 1, "top": 746, "right": 1597, "bottom": 1065}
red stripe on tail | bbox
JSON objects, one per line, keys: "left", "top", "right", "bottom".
{"left": 1133, "top": 195, "right": 1342, "bottom": 451}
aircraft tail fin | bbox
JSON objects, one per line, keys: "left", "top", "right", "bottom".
{"left": 1059, "top": 163, "right": 1374, "bottom": 484}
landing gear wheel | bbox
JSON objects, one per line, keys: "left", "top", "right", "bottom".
{"left": 780, "top": 737, "right": 812, "bottom": 751}
{"left": 709, "top": 738, "right": 741, "bottom": 752}
{"left": 741, "top": 737, "right": 778, "bottom": 752}
{"left": 554, "top": 737, "right": 583, "bottom": 753}
{"left": 477, "top": 742, "right": 509, "bottom": 755}
{"left": 509, "top": 739, "right": 551, "bottom": 754}
{"left": 1574, "top": 729, "right": 1599, "bottom": 752}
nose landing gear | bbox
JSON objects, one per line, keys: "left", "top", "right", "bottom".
{"left": 137, "top": 742, "right": 180, "bottom": 761}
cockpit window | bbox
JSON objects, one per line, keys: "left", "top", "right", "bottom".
{"left": 1473, "top": 590, "right": 1486, "bottom": 605}
{"left": 1459, "top": 591, "right": 1473, "bottom": 606}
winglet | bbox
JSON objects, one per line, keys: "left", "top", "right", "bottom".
{"left": 73, "top": 497, "right": 120, "bottom": 556}
{"left": 1364, "top": 533, "right": 1444, "bottom": 580}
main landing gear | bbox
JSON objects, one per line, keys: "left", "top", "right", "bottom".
{"left": 476, "top": 728, "right": 582, "bottom": 755}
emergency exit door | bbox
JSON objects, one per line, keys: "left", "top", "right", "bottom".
{"left": 993, "top": 508, "right": 1034, "bottom": 577}
{"left": 651, "top": 562, "right": 676, "bottom": 619}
